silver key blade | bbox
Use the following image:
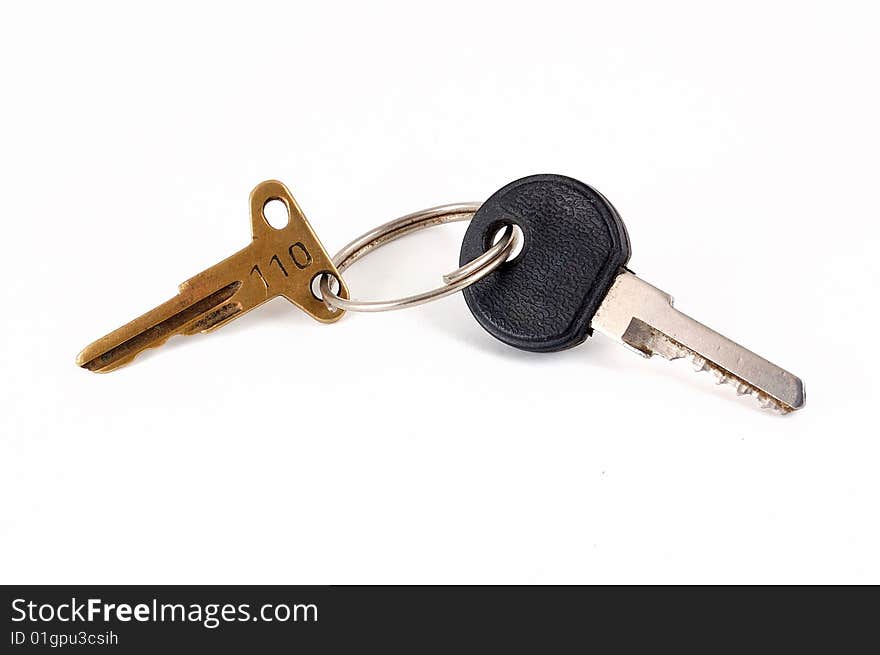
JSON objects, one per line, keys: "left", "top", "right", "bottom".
{"left": 591, "top": 272, "right": 805, "bottom": 413}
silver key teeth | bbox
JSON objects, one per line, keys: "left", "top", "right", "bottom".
{"left": 591, "top": 272, "right": 805, "bottom": 414}
{"left": 637, "top": 326, "right": 792, "bottom": 413}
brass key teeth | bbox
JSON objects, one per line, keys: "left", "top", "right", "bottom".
{"left": 76, "top": 180, "right": 348, "bottom": 373}
{"left": 76, "top": 282, "right": 244, "bottom": 372}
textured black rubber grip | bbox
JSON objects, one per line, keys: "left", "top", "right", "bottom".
{"left": 460, "top": 174, "right": 631, "bottom": 352}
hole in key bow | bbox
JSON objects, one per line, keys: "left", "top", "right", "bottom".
{"left": 311, "top": 271, "right": 341, "bottom": 303}
{"left": 262, "top": 198, "right": 290, "bottom": 229}
{"left": 490, "top": 224, "right": 525, "bottom": 262}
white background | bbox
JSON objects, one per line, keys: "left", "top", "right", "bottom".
{"left": 1, "top": 1, "right": 878, "bottom": 584}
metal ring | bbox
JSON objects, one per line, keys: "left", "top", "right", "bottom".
{"left": 319, "top": 203, "right": 518, "bottom": 312}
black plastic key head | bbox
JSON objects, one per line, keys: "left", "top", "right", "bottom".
{"left": 460, "top": 174, "right": 631, "bottom": 352}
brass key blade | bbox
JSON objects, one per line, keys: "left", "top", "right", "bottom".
{"left": 76, "top": 282, "right": 243, "bottom": 372}
{"left": 76, "top": 180, "right": 347, "bottom": 373}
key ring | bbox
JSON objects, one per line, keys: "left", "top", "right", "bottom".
{"left": 318, "top": 203, "right": 518, "bottom": 312}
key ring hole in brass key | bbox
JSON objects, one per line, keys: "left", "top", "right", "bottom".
{"left": 317, "top": 204, "right": 521, "bottom": 313}
{"left": 262, "top": 197, "right": 291, "bottom": 229}
{"left": 310, "top": 270, "right": 341, "bottom": 302}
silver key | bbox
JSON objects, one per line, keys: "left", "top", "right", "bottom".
{"left": 592, "top": 272, "right": 805, "bottom": 412}
{"left": 460, "top": 174, "right": 805, "bottom": 413}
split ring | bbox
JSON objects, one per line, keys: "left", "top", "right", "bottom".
{"left": 319, "top": 203, "right": 518, "bottom": 312}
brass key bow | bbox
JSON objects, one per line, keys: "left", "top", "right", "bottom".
{"left": 77, "top": 180, "right": 347, "bottom": 372}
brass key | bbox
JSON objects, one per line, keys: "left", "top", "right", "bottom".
{"left": 77, "top": 180, "right": 347, "bottom": 372}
